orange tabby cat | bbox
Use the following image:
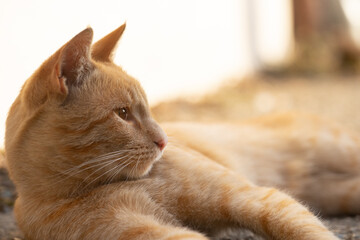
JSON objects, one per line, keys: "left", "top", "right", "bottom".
{"left": 5, "top": 24, "right": 358, "bottom": 240}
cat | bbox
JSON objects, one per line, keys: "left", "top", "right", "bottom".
{"left": 4, "top": 24, "right": 359, "bottom": 240}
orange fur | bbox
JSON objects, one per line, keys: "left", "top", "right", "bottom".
{"left": 5, "top": 24, "right": 358, "bottom": 240}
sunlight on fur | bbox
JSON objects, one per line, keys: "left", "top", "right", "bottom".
{"left": 4, "top": 24, "right": 360, "bottom": 240}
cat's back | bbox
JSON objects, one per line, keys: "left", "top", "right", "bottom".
{"left": 162, "top": 112, "right": 360, "bottom": 186}
{"left": 163, "top": 112, "right": 325, "bottom": 157}
{"left": 163, "top": 112, "right": 354, "bottom": 152}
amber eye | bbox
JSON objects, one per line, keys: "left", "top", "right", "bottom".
{"left": 116, "top": 107, "right": 129, "bottom": 120}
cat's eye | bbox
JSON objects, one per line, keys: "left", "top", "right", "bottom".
{"left": 116, "top": 107, "right": 129, "bottom": 120}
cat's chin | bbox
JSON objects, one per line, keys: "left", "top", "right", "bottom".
{"left": 122, "top": 151, "right": 163, "bottom": 180}
{"left": 123, "top": 163, "right": 154, "bottom": 180}
{"left": 154, "top": 151, "right": 163, "bottom": 162}
{"left": 139, "top": 152, "right": 163, "bottom": 175}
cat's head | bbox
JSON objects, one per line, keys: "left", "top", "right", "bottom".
{"left": 5, "top": 24, "right": 167, "bottom": 197}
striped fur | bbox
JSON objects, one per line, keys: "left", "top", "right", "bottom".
{"left": 4, "top": 25, "right": 354, "bottom": 240}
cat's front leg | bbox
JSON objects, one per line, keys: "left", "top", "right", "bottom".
{"left": 16, "top": 190, "right": 209, "bottom": 240}
{"left": 153, "top": 147, "right": 339, "bottom": 240}
{"left": 223, "top": 185, "right": 338, "bottom": 240}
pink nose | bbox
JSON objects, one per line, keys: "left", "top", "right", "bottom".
{"left": 154, "top": 138, "right": 168, "bottom": 151}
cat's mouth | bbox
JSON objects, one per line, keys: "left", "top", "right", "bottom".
{"left": 116, "top": 148, "right": 163, "bottom": 179}
{"left": 139, "top": 149, "right": 163, "bottom": 166}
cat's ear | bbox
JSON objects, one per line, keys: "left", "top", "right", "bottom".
{"left": 56, "top": 27, "right": 94, "bottom": 94}
{"left": 91, "top": 23, "right": 126, "bottom": 62}
{"left": 22, "top": 28, "right": 94, "bottom": 109}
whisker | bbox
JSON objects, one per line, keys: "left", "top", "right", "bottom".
{"left": 68, "top": 156, "right": 135, "bottom": 198}
{"left": 82, "top": 158, "right": 134, "bottom": 190}
{"left": 126, "top": 154, "right": 142, "bottom": 181}
{"left": 105, "top": 155, "right": 136, "bottom": 184}
{"left": 73, "top": 149, "right": 132, "bottom": 168}
{"left": 53, "top": 150, "right": 132, "bottom": 177}
{"left": 80, "top": 156, "right": 131, "bottom": 184}
{"left": 69, "top": 153, "right": 131, "bottom": 175}
{"left": 127, "top": 155, "right": 139, "bottom": 180}
{"left": 51, "top": 152, "right": 132, "bottom": 185}
{"left": 105, "top": 166, "right": 120, "bottom": 185}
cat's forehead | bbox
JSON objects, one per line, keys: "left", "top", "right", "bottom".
{"left": 92, "top": 62, "right": 148, "bottom": 105}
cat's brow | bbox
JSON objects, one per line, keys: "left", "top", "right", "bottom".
{"left": 128, "top": 87, "right": 138, "bottom": 102}
{"left": 134, "top": 103, "right": 148, "bottom": 117}
{"left": 124, "top": 85, "right": 146, "bottom": 108}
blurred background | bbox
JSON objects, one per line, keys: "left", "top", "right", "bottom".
{"left": 1, "top": 0, "right": 360, "bottom": 148}
{"left": 2, "top": 1, "right": 360, "bottom": 238}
